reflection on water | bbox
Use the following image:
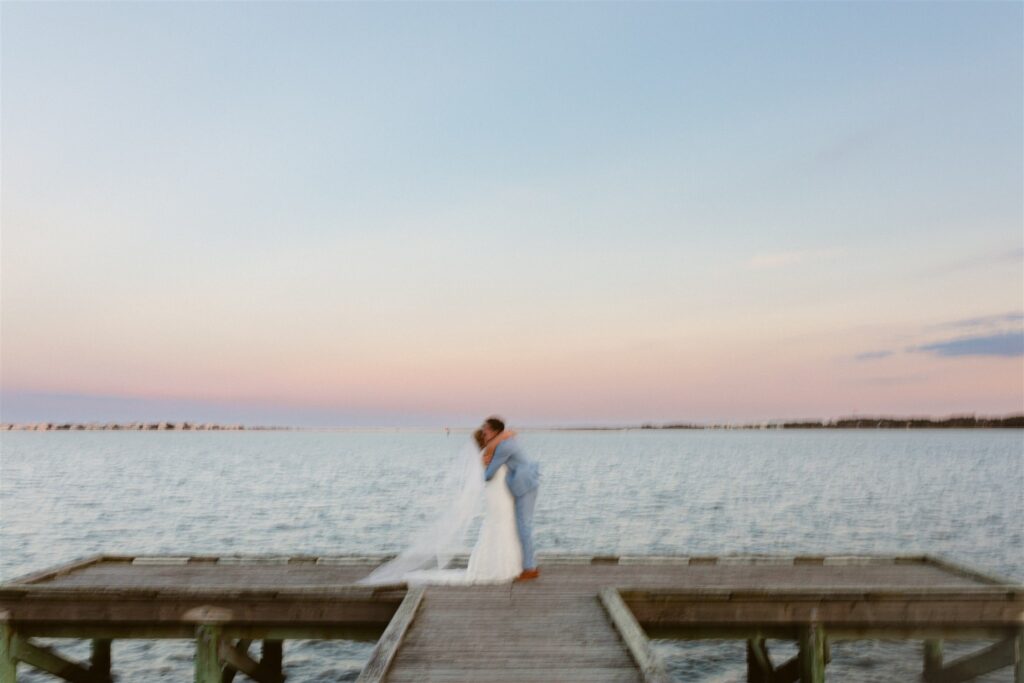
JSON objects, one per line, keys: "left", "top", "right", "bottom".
{"left": 1, "top": 429, "right": 1021, "bottom": 681}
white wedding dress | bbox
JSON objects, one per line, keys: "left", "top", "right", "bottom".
{"left": 356, "top": 441, "right": 522, "bottom": 587}
{"left": 403, "top": 464, "right": 522, "bottom": 585}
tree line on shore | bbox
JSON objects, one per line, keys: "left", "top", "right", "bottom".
{"left": 639, "top": 414, "right": 1024, "bottom": 429}
{"left": 0, "top": 422, "right": 291, "bottom": 431}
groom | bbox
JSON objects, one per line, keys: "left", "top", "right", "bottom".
{"left": 481, "top": 416, "right": 541, "bottom": 581}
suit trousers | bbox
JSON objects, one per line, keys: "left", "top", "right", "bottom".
{"left": 513, "top": 486, "right": 538, "bottom": 570}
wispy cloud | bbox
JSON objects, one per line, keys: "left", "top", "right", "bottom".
{"left": 921, "top": 246, "right": 1023, "bottom": 276}
{"left": 854, "top": 350, "right": 894, "bottom": 361}
{"left": 856, "top": 374, "right": 929, "bottom": 385}
{"left": 810, "top": 119, "right": 889, "bottom": 168}
{"left": 855, "top": 313, "right": 1024, "bottom": 361}
{"left": 931, "top": 311, "right": 1024, "bottom": 330}
{"left": 746, "top": 247, "right": 844, "bottom": 270}
{"left": 909, "top": 331, "right": 1024, "bottom": 358}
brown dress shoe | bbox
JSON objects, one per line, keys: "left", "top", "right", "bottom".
{"left": 515, "top": 568, "right": 540, "bottom": 581}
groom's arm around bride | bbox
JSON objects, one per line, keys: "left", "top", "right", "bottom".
{"left": 482, "top": 433, "right": 539, "bottom": 494}
{"left": 480, "top": 418, "right": 541, "bottom": 576}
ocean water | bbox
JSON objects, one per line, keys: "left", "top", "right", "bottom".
{"left": 1, "top": 429, "right": 1021, "bottom": 681}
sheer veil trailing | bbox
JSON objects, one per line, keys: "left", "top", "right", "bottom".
{"left": 356, "top": 438, "right": 485, "bottom": 585}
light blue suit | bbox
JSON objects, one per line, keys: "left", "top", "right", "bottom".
{"left": 483, "top": 437, "right": 540, "bottom": 569}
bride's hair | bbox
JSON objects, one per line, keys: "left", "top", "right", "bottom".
{"left": 473, "top": 429, "right": 487, "bottom": 449}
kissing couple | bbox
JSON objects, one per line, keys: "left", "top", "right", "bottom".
{"left": 358, "top": 416, "right": 541, "bottom": 586}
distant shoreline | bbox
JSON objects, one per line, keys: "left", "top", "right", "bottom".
{"left": 0, "top": 422, "right": 279, "bottom": 431}
{"left": 569, "top": 413, "right": 1024, "bottom": 430}
{"left": 2, "top": 413, "right": 1022, "bottom": 431}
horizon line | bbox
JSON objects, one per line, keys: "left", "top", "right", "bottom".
{"left": 3, "top": 411, "right": 1022, "bottom": 431}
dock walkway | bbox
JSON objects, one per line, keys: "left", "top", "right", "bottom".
{"left": 1, "top": 554, "right": 1021, "bottom": 682}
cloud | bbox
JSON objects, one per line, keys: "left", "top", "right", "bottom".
{"left": 746, "top": 247, "right": 844, "bottom": 270}
{"left": 909, "top": 331, "right": 1024, "bottom": 358}
{"left": 857, "top": 374, "right": 929, "bottom": 385}
{"left": 854, "top": 350, "right": 894, "bottom": 361}
{"left": 922, "top": 246, "right": 1023, "bottom": 276}
{"left": 0, "top": 390, "right": 457, "bottom": 427}
{"left": 855, "top": 314, "right": 1024, "bottom": 361}
{"left": 931, "top": 311, "right": 1024, "bottom": 330}
{"left": 810, "top": 119, "right": 889, "bottom": 168}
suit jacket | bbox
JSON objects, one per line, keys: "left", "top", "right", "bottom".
{"left": 483, "top": 436, "right": 540, "bottom": 498}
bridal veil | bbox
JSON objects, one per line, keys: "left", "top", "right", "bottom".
{"left": 356, "top": 438, "right": 484, "bottom": 585}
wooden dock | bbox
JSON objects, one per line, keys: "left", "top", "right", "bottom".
{"left": 0, "top": 554, "right": 1021, "bottom": 682}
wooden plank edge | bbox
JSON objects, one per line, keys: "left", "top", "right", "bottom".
{"left": 130, "top": 554, "right": 395, "bottom": 566}
{"left": 616, "top": 587, "right": 1024, "bottom": 601}
{"left": 1, "top": 554, "right": 108, "bottom": 586}
{"left": 599, "top": 588, "right": 672, "bottom": 683}
{"left": 0, "top": 585, "right": 408, "bottom": 600}
{"left": 593, "top": 553, "right": 964, "bottom": 567}
{"left": 923, "top": 555, "right": 1024, "bottom": 587}
{"left": 355, "top": 586, "right": 425, "bottom": 683}
{"left": 646, "top": 625, "right": 1016, "bottom": 641}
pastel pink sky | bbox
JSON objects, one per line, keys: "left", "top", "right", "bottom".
{"left": 2, "top": 2, "right": 1022, "bottom": 426}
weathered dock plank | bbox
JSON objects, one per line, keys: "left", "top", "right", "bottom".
{"left": 386, "top": 584, "right": 643, "bottom": 683}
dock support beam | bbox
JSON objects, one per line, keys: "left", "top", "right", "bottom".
{"left": 196, "top": 624, "right": 223, "bottom": 683}
{"left": 1015, "top": 628, "right": 1023, "bottom": 683}
{"left": 0, "top": 619, "right": 15, "bottom": 683}
{"left": 798, "top": 624, "right": 826, "bottom": 683}
{"left": 218, "top": 638, "right": 285, "bottom": 683}
{"left": 221, "top": 639, "right": 250, "bottom": 683}
{"left": 923, "top": 635, "right": 1019, "bottom": 683}
{"left": 746, "top": 637, "right": 773, "bottom": 682}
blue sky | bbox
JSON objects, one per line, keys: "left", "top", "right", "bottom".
{"left": 2, "top": 1, "right": 1021, "bottom": 426}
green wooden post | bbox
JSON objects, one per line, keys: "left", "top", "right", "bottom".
{"left": 924, "top": 639, "right": 943, "bottom": 680}
{"left": 91, "top": 638, "right": 112, "bottom": 678}
{"left": 799, "top": 623, "right": 826, "bottom": 683}
{"left": 261, "top": 640, "right": 283, "bottom": 676}
{"left": 0, "top": 619, "right": 16, "bottom": 683}
{"left": 195, "top": 624, "right": 222, "bottom": 683}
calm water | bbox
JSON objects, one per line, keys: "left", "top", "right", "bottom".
{"left": 1, "top": 429, "right": 1021, "bottom": 681}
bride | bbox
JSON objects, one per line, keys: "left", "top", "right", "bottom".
{"left": 357, "top": 429, "right": 521, "bottom": 586}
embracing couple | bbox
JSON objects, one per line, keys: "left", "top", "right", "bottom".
{"left": 358, "top": 416, "right": 541, "bottom": 586}
{"left": 472, "top": 416, "right": 541, "bottom": 582}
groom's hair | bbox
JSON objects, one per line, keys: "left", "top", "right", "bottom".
{"left": 484, "top": 416, "right": 505, "bottom": 432}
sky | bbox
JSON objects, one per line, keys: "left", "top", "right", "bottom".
{"left": 1, "top": 1, "right": 1022, "bottom": 427}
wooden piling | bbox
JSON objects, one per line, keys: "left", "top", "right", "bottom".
{"left": 261, "top": 640, "right": 283, "bottom": 677}
{"left": 925, "top": 638, "right": 944, "bottom": 678}
{"left": 195, "top": 624, "right": 222, "bottom": 683}
{"left": 0, "top": 618, "right": 16, "bottom": 683}
{"left": 89, "top": 639, "right": 111, "bottom": 678}
{"left": 798, "top": 623, "right": 826, "bottom": 683}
